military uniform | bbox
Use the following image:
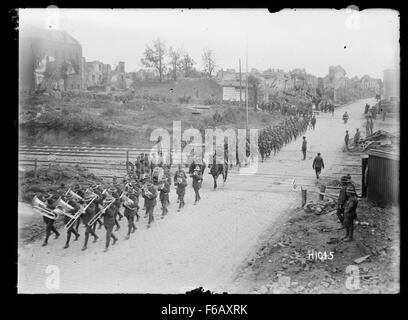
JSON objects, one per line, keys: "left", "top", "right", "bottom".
{"left": 143, "top": 181, "right": 157, "bottom": 227}
{"left": 175, "top": 176, "right": 187, "bottom": 211}
{"left": 158, "top": 179, "right": 170, "bottom": 217}
{"left": 343, "top": 186, "right": 358, "bottom": 241}
{"left": 81, "top": 201, "right": 99, "bottom": 251}
{"left": 123, "top": 193, "right": 139, "bottom": 239}
{"left": 103, "top": 200, "right": 118, "bottom": 251}
{"left": 42, "top": 197, "right": 60, "bottom": 247}
{"left": 63, "top": 198, "right": 80, "bottom": 248}
{"left": 191, "top": 167, "right": 203, "bottom": 205}
{"left": 312, "top": 154, "right": 324, "bottom": 179}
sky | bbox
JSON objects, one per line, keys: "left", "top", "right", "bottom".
{"left": 19, "top": 8, "right": 400, "bottom": 79}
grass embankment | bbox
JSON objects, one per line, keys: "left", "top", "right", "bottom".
{"left": 19, "top": 92, "right": 287, "bottom": 146}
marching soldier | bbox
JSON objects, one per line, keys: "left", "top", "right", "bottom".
{"left": 158, "top": 176, "right": 170, "bottom": 218}
{"left": 63, "top": 194, "right": 80, "bottom": 249}
{"left": 174, "top": 164, "right": 187, "bottom": 204}
{"left": 41, "top": 194, "right": 60, "bottom": 247}
{"left": 123, "top": 189, "right": 139, "bottom": 240}
{"left": 108, "top": 187, "right": 121, "bottom": 231}
{"left": 343, "top": 185, "right": 359, "bottom": 242}
{"left": 311, "top": 115, "right": 316, "bottom": 130}
{"left": 175, "top": 174, "right": 187, "bottom": 212}
{"left": 102, "top": 194, "right": 118, "bottom": 252}
{"left": 142, "top": 177, "right": 157, "bottom": 228}
{"left": 191, "top": 165, "right": 203, "bottom": 205}
{"left": 80, "top": 194, "right": 99, "bottom": 251}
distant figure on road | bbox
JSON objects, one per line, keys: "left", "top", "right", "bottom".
{"left": 364, "top": 103, "right": 370, "bottom": 114}
{"left": 301, "top": 136, "right": 307, "bottom": 160}
{"left": 382, "top": 108, "right": 387, "bottom": 121}
{"left": 342, "top": 111, "right": 349, "bottom": 124}
{"left": 311, "top": 115, "right": 316, "bottom": 130}
{"left": 344, "top": 130, "right": 350, "bottom": 151}
{"left": 354, "top": 128, "right": 361, "bottom": 146}
{"left": 330, "top": 104, "right": 335, "bottom": 117}
{"left": 312, "top": 153, "right": 324, "bottom": 179}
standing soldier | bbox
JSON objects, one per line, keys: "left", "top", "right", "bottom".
{"left": 158, "top": 176, "right": 170, "bottom": 218}
{"left": 312, "top": 152, "right": 325, "bottom": 179}
{"left": 301, "top": 136, "right": 307, "bottom": 160}
{"left": 353, "top": 128, "right": 361, "bottom": 146}
{"left": 365, "top": 116, "right": 371, "bottom": 137}
{"left": 143, "top": 178, "right": 157, "bottom": 228}
{"left": 369, "top": 116, "right": 374, "bottom": 135}
{"left": 191, "top": 165, "right": 203, "bottom": 205}
{"left": 344, "top": 130, "right": 350, "bottom": 151}
{"left": 41, "top": 194, "right": 60, "bottom": 247}
{"left": 108, "top": 187, "right": 121, "bottom": 231}
{"left": 336, "top": 176, "right": 350, "bottom": 229}
{"left": 63, "top": 194, "right": 81, "bottom": 249}
{"left": 102, "top": 194, "right": 118, "bottom": 252}
{"left": 343, "top": 185, "right": 359, "bottom": 242}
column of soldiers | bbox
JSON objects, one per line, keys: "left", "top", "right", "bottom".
{"left": 258, "top": 115, "right": 310, "bottom": 162}
{"left": 34, "top": 153, "right": 205, "bottom": 252}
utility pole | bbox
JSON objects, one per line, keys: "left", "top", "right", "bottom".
{"left": 246, "top": 44, "right": 249, "bottom": 132}
{"left": 239, "top": 59, "right": 242, "bottom": 109}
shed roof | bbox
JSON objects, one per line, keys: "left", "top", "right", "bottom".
{"left": 367, "top": 149, "right": 399, "bottom": 161}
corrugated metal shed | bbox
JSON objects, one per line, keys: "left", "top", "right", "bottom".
{"left": 367, "top": 150, "right": 399, "bottom": 207}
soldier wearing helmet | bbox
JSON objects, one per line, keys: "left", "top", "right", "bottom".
{"left": 343, "top": 185, "right": 358, "bottom": 242}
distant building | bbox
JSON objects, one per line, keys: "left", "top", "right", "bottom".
{"left": 109, "top": 61, "right": 126, "bottom": 90}
{"left": 84, "top": 60, "right": 111, "bottom": 89}
{"left": 220, "top": 80, "right": 252, "bottom": 102}
{"left": 19, "top": 25, "right": 83, "bottom": 91}
{"left": 383, "top": 69, "right": 399, "bottom": 102}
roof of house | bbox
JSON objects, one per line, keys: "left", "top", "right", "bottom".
{"left": 20, "top": 25, "right": 81, "bottom": 46}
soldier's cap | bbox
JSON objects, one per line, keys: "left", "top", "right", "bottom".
{"left": 194, "top": 165, "right": 201, "bottom": 171}
{"left": 108, "top": 187, "right": 117, "bottom": 193}
{"left": 340, "top": 175, "right": 350, "bottom": 183}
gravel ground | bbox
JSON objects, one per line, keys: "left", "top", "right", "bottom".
{"left": 18, "top": 98, "right": 377, "bottom": 293}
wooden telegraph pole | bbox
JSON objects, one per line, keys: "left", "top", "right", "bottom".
{"left": 239, "top": 59, "right": 242, "bottom": 109}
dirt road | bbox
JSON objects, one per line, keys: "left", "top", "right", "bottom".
{"left": 18, "top": 98, "right": 376, "bottom": 293}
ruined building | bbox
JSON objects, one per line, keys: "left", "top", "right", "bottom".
{"left": 19, "top": 26, "right": 83, "bottom": 92}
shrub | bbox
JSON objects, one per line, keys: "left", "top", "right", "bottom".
{"left": 101, "top": 106, "right": 122, "bottom": 117}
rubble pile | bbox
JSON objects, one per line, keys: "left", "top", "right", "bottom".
{"left": 19, "top": 164, "right": 104, "bottom": 203}
{"left": 349, "top": 130, "right": 399, "bottom": 153}
{"left": 303, "top": 199, "right": 337, "bottom": 215}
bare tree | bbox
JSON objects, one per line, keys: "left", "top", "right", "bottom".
{"left": 168, "top": 47, "right": 183, "bottom": 81}
{"left": 202, "top": 48, "right": 216, "bottom": 78}
{"left": 181, "top": 52, "right": 196, "bottom": 77}
{"left": 141, "top": 39, "right": 167, "bottom": 82}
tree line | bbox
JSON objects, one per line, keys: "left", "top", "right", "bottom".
{"left": 141, "top": 38, "right": 217, "bottom": 82}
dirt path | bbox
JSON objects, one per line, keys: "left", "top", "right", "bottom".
{"left": 18, "top": 98, "right": 375, "bottom": 293}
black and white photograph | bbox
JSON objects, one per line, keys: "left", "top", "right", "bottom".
{"left": 17, "top": 8, "right": 400, "bottom": 295}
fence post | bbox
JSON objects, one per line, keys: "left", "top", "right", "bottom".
{"left": 319, "top": 184, "right": 326, "bottom": 201}
{"left": 34, "top": 158, "right": 37, "bottom": 179}
{"left": 126, "top": 150, "right": 129, "bottom": 173}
